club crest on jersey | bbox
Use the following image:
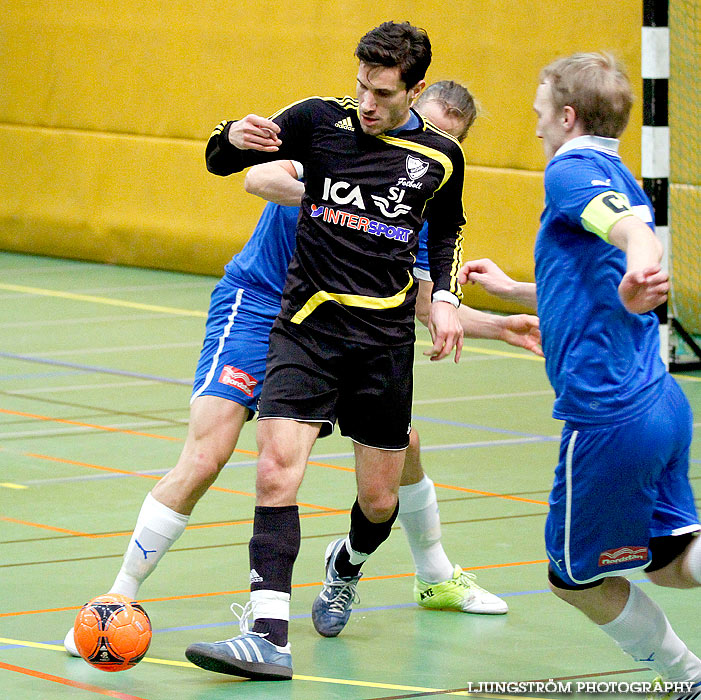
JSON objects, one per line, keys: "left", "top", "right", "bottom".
{"left": 322, "top": 178, "right": 365, "bottom": 210}
{"left": 218, "top": 365, "right": 257, "bottom": 397}
{"left": 406, "top": 155, "right": 429, "bottom": 180}
{"left": 598, "top": 546, "right": 649, "bottom": 567}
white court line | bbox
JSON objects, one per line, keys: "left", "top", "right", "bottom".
{"left": 413, "top": 390, "right": 553, "bottom": 404}
{"left": 25, "top": 341, "right": 201, "bottom": 358}
{"left": 4, "top": 379, "right": 182, "bottom": 395}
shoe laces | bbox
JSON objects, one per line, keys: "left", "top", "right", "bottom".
{"left": 229, "top": 600, "right": 259, "bottom": 636}
{"left": 455, "top": 570, "right": 486, "bottom": 592}
{"left": 322, "top": 578, "right": 360, "bottom": 614}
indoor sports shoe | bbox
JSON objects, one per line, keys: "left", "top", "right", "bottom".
{"left": 185, "top": 633, "right": 292, "bottom": 680}
{"left": 63, "top": 626, "right": 81, "bottom": 657}
{"left": 414, "top": 565, "right": 508, "bottom": 614}
{"left": 311, "top": 538, "right": 361, "bottom": 637}
{"left": 647, "top": 677, "right": 701, "bottom": 700}
{"left": 185, "top": 602, "right": 292, "bottom": 681}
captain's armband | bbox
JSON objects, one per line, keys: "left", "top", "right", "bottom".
{"left": 580, "top": 191, "right": 634, "bottom": 242}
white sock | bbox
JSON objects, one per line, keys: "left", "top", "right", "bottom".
{"left": 686, "top": 534, "right": 701, "bottom": 584}
{"left": 398, "top": 475, "right": 454, "bottom": 583}
{"left": 109, "top": 492, "right": 189, "bottom": 598}
{"left": 344, "top": 536, "right": 370, "bottom": 566}
{"left": 599, "top": 582, "right": 701, "bottom": 683}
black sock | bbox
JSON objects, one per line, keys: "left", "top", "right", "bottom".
{"left": 334, "top": 499, "right": 399, "bottom": 579}
{"left": 250, "top": 618, "right": 289, "bottom": 648}
{"left": 248, "top": 505, "right": 300, "bottom": 646}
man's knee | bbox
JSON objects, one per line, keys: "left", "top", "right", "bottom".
{"left": 357, "top": 489, "right": 399, "bottom": 523}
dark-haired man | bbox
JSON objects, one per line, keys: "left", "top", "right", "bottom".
{"left": 186, "top": 21, "right": 470, "bottom": 680}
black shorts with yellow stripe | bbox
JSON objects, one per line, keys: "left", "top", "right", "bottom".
{"left": 257, "top": 318, "right": 413, "bottom": 450}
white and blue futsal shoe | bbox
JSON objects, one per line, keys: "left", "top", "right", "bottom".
{"left": 185, "top": 602, "right": 292, "bottom": 681}
{"left": 311, "top": 538, "right": 361, "bottom": 637}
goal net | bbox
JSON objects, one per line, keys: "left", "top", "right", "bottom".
{"left": 669, "top": 0, "right": 700, "bottom": 366}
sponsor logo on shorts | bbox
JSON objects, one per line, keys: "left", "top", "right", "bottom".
{"left": 310, "top": 204, "right": 413, "bottom": 242}
{"left": 598, "top": 546, "right": 649, "bottom": 567}
{"left": 218, "top": 365, "right": 258, "bottom": 397}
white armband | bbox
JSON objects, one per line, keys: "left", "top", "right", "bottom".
{"left": 431, "top": 290, "right": 460, "bottom": 308}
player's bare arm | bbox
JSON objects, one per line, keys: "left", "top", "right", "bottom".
{"left": 416, "top": 280, "right": 541, "bottom": 356}
{"left": 459, "top": 258, "right": 537, "bottom": 310}
{"left": 244, "top": 160, "right": 304, "bottom": 207}
{"left": 228, "top": 114, "right": 282, "bottom": 152}
{"left": 608, "top": 215, "right": 668, "bottom": 314}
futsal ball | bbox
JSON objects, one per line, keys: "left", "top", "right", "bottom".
{"left": 73, "top": 593, "right": 152, "bottom": 672}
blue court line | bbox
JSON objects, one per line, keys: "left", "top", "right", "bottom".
{"left": 0, "top": 351, "right": 191, "bottom": 386}
{"left": 413, "top": 414, "right": 555, "bottom": 440}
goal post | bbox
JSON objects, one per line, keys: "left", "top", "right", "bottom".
{"left": 643, "top": 0, "right": 701, "bottom": 372}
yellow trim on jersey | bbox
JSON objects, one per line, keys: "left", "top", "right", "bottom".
{"left": 581, "top": 191, "right": 634, "bottom": 242}
{"left": 450, "top": 227, "right": 465, "bottom": 298}
{"left": 267, "top": 96, "right": 358, "bottom": 121}
{"left": 376, "top": 131, "right": 465, "bottom": 297}
{"left": 290, "top": 273, "right": 414, "bottom": 324}
{"left": 424, "top": 120, "right": 462, "bottom": 147}
{"left": 209, "top": 120, "right": 228, "bottom": 140}
{"left": 375, "top": 135, "right": 454, "bottom": 190}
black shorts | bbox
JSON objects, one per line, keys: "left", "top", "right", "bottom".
{"left": 258, "top": 319, "right": 413, "bottom": 450}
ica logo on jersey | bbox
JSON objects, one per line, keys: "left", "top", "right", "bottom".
{"left": 322, "top": 178, "right": 365, "bottom": 210}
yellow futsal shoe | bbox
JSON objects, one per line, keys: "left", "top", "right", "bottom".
{"left": 414, "top": 565, "right": 508, "bottom": 614}
{"left": 647, "top": 676, "right": 701, "bottom": 700}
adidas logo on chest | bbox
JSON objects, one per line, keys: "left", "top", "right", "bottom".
{"left": 334, "top": 117, "right": 354, "bottom": 131}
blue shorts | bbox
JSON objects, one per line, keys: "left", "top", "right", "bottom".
{"left": 191, "top": 276, "right": 280, "bottom": 416}
{"left": 545, "top": 373, "right": 699, "bottom": 586}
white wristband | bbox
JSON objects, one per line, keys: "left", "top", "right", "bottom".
{"left": 431, "top": 290, "right": 460, "bottom": 308}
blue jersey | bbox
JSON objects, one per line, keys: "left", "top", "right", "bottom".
{"left": 224, "top": 203, "right": 300, "bottom": 302}
{"left": 534, "top": 136, "right": 666, "bottom": 425}
{"left": 224, "top": 204, "right": 430, "bottom": 297}
{"left": 413, "top": 222, "right": 431, "bottom": 280}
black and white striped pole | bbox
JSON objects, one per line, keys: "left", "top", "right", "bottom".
{"left": 642, "top": 0, "right": 670, "bottom": 365}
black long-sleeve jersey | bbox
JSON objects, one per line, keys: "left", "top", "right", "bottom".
{"left": 206, "top": 96, "right": 466, "bottom": 346}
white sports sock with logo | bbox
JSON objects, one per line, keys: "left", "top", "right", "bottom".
{"left": 109, "top": 492, "right": 189, "bottom": 599}
{"left": 398, "top": 475, "right": 454, "bottom": 583}
{"left": 598, "top": 582, "right": 701, "bottom": 683}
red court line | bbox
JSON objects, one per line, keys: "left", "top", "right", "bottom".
{"left": 90, "top": 508, "right": 351, "bottom": 539}
{"left": 0, "top": 559, "right": 547, "bottom": 618}
{"left": 0, "top": 516, "right": 92, "bottom": 538}
{"left": 0, "top": 407, "right": 180, "bottom": 442}
{"left": 433, "top": 481, "right": 549, "bottom": 506}
{"left": 0, "top": 660, "right": 150, "bottom": 700}
{"left": 7, "top": 407, "right": 545, "bottom": 507}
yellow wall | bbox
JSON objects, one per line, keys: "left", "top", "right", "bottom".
{"left": 1, "top": 0, "right": 642, "bottom": 310}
